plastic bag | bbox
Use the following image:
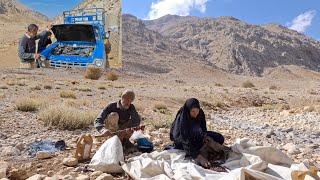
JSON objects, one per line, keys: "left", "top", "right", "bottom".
{"left": 28, "top": 140, "right": 66, "bottom": 157}
{"left": 129, "top": 130, "right": 149, "bottom": 143}
{"left": 89, "top": 135, "right": 124, "bottom": 173}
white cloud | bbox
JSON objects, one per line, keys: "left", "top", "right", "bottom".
{"left": 288, "top": 10, "right": 316, "bottom": 33}
{"left": 146, "top": 0, "right": 209, "bottom": 20}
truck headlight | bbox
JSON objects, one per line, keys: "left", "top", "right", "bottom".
{"left": 94, "top": 59, "right": 103, "bottom": 67}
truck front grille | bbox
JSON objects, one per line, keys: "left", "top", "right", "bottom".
{"left": 50, "top": 61, "right": 91, "bottom": 68}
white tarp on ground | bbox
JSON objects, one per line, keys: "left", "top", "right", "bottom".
{"left": 122, "top": 138, "right": 320, "bottom": 180}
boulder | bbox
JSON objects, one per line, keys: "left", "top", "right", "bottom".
{"left": 36, "top": 151, "right": 52, "bottom": 159}
{"left": 63, "top": 158, "right": 78, "bottom": 167}
{"left": 15, "top": 143, "right": 25, "bottom": 151}
{"left": 62, "top": 175, "right": 74, "bottom": 180}
{"left": 95, "top": 173, "right": 113, "bottom": 180}
{"left": 75, "top": 175, "right": 89, "bottom": 180}
{"left": 26, "top": 174, "right": 46, "bottom": 180}
{"left": 90, "top": 171, "right": 103, "bottom": 179}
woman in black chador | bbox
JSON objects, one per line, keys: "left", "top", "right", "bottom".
{"left": 169, "top": 98, "right": 225, "bottom": 166}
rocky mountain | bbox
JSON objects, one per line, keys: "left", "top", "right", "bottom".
{"left": 140, "top": 14, "right": 320, "bottom": 76}
{"left": 122, "top": 14, "right": 205, "bottom": 75}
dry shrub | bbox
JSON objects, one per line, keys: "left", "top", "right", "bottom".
{"left": 16, "top": 98, "right": 41, "bottom": 112}
{"left": 0, "top": 85, "right": 8, "bottom": 89}
{"left": 107, "top": 71, "right": 118, "bottom": 81}
{"left": 154, "top": 102, "right": 167, "bottom": 110}
{"left": 309, "top": 89, "right": 319, "bottom": 95}
{"left": 215, "top": 83, "right": 223, "bottom": 87}
{"left": 242, "top": 80, "right": 255, "bottom": 88}
{"left": 17, "top": 81, "right": 26, "bottom": 86}
{"left": 30, "top": 85, "right": 41, "bottom": 91}
{"left": 38, "top": 106, "right": 97, "bottom": 130}
{"left": 303, "top": 106, "right": 315, "bottom": 112}
{"left": 215, "top": 101, "right": 227, "bottom": 108}
{"left": 6, "top": 81, "right": 16, "bottom": 86}
{"left": 261, "top": 104, "right": 290, "bottom": 111}
{"left": 44, "top": 85, "right": 52, "bottom": 90}
{"left": 277, "top": 104, "right": 290, "bottom": 111}
{"left": 269, "top": 85, "right": 278, "bottom": 90}
{"left": 85, "top": 66, "right": 102, "bottom": 80}
{"left": 146, "top": 118, "right": 172, "bottom": 129}
{"left": 154, "top": 102, "right": 169, "bottom": 114}
{"left": 261, "top": 104, "right": 278, "bottom": 111}
{"left": 98, "top": 86, "right": 106, "bottom": 90}
{"left": 78, "top": 86, "right": 91, "bottom": 92}
{"left": 60, "top": 91, "right": 76, "bottom": 99}
{"left": 65, "top": 99, "right": 90, "bottom": 108}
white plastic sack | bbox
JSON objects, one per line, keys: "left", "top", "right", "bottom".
{"left": 89, "top": 135, "right": 124, "bottom": 173}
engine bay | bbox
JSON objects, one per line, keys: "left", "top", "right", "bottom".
{"left": 52, "top": 45, "right": 95, "bottom": 57}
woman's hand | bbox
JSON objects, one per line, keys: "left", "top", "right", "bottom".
{"left": 195, "top": 154, "right": 211, "bottom": 168}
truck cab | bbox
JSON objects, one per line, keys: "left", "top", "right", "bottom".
{"left": 40, "top": 8, "right": 110, "bottom": 69}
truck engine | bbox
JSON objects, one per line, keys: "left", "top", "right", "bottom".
{"left": 52, "top": 45, "right": 95, "bottom": 57}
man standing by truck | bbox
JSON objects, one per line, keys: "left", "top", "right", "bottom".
{"left": 18, "top": 24, "right": 52, "bottom": 68}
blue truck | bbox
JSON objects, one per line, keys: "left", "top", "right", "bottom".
{"left": 40, "top": 8, "right": 110, "bottom": 69}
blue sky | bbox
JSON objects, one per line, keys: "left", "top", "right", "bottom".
{"left": 19, "top": 0, "right": 82, "bottom": 19}
{"left": 123, "top": 0, "right": 320, "bottom": 40}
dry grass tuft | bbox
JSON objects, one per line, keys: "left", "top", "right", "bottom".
{"left": 6, "top": 81, "right": 16, "bottom": 86}
{"left": 0, "top": 85, "right": 8, "bottom": 89}
{"left": 215, "top": 83, "right": 223, "bottom": 87}
{"left": 78, "top": 86, "right": 92, "bottom": 92}
{"left": 106, "top": 71, "right": 118, "bottom": 81}
{"left": 269, "top": 85, "right": 278, "bottom": 90}
{"left": 85, "top": 66, "right": 102, "bottom": 80}
{"left": 16, "top": 98, "right": 41, "bottom": 112}
{"left": 60, "top": 91, "right": 76, "bottom": 99}
{"left": 146, "top": 118, "right": 172, "bottom": 129}
{"left": 154, "top": 102, "right": 167, "bottom": 110}
{"left": 38, "top": 106, "right": 97, "bottom": 130}
{"left": 17, "top": 81, "right": 27, "bottom": 86}
{"left": 30, "top": 85, "right": 41, "bottom": 91}
{"left": 44, "top": 85, "right": 52, "bottom": 90}
{"left": 154, "top": 102, "right": 169, "bottom": 114}
{"left": 98, "top": 86, "right": 106, "bottom": 90}
{"left": 242, "top": 80, "right": 255, "bottom": 88}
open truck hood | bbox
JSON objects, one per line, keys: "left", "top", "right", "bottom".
{"left": 52, "top": 24, "right": 96, "bottom": 42}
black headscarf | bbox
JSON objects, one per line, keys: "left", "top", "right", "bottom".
{"left": 170, "top": 98, "right": 207, "bottom": 158}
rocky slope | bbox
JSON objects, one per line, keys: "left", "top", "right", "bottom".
{"left": 0, "top": 0, "right": 48, "bottom": 46}
{"left": 0, "top": 0, "right": 48, "bottom": 21}
{"left": 142, "top": 15, "right": 320, "bottom": 76}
